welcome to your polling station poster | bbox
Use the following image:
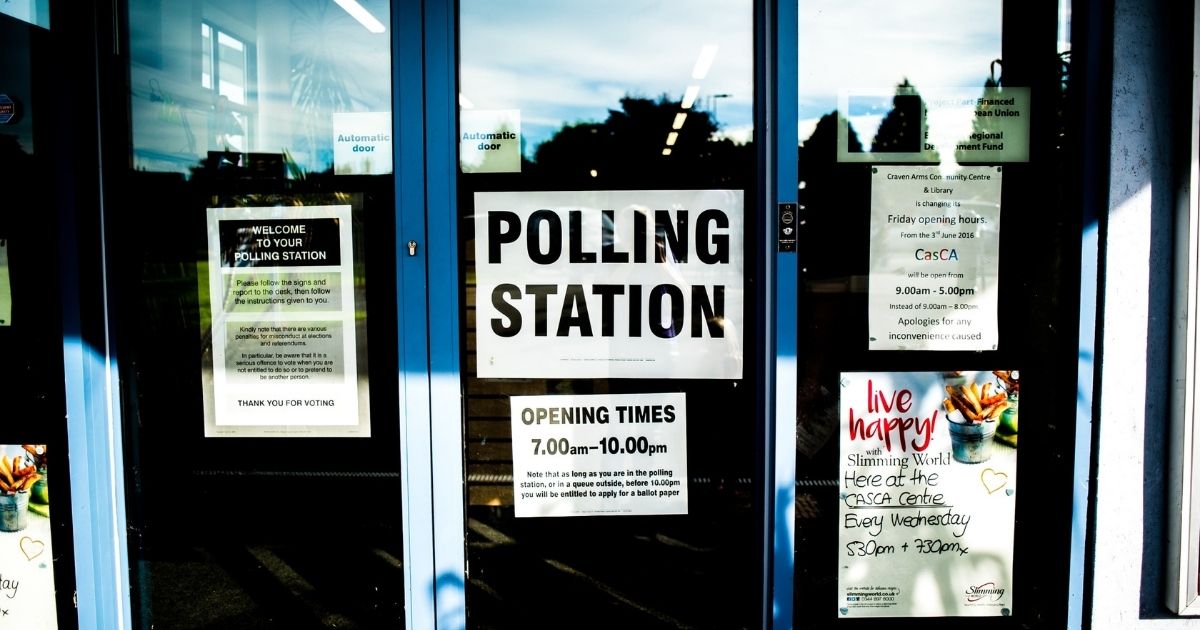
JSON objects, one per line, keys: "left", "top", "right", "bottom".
{"left": 201, "top": 205, "right": 370, "bottom": 438}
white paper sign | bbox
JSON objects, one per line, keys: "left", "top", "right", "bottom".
{"left": 474, "top": 189, "right": 744, "bottom": 379}
{"left": 838, "top": 87, "right": 1030, "bottom": 164}
{"left": 838, "top": 372, "right": 1017, "bottom": 618}
{"left": 203, "top": 205, "right": 369, "bottom": 437}
{"left": 460, "top": 109, "right": 521, "bottom": 173}
{"left": 869, "top": 166, "right": 1002, "bottom": 350}
{"left": 332, "top": 112, "right": 392, "bottom": 175}
{"left": 511, "top": 393, "right": 687, "bottom": 517}
{"left": 0, "top": 240, "right": 10, "bottom": 326}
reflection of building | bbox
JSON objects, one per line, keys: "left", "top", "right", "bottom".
{"left": 128, "top": 1, "right": 393, "bottom": 174}
{"left": 5, "top": 0, "right": 1200, "bottom": 628}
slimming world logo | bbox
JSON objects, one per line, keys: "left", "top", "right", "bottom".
{"left": 965, "top": 582, "right": 1006, "bottom": 603}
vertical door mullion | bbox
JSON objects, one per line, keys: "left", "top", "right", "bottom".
{"left": 63, "top": 0, "right": 134, "bottom": 625}
{"left": 771, "top": 1, "right": 799, "bottom": 628}
{"left": 424, "top": 0, "right": 469, "bottom": 628}
{"left": 758, "top": 0, "right": 798, "bottom": 626}
{"left": 395, "top": 1, "right": 437, "bottom": 628}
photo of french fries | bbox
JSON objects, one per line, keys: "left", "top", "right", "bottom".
{"left": 943, "top": 381, "right": 1009, "bottom": 423}
{"left": 0, "top": 453, "right": 39, "bottom": 494}
{"left": 0, "top": 450, "right": 40, "bottom": 495}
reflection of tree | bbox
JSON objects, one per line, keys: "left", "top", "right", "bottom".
{"left": 871, "top": 79, "right": 927, "bottom": 155}
{"left": 953, "top": 68, "right": 1008, "bottom": 164}
{"left": 793, "top": 112, "right": 871, "bottom": 471}
{"left": 797, "top": 112, "right": 871, "bottom": 281}
{"left": 526, "top": 95, "right": 752, "bottom": 188}
{"left": 290, "top": 0, "right": 357, "bottom": 171}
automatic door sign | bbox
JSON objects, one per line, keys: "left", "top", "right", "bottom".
{"left": 332, "top": 112, "right": 392, "bottom": 175}
{"left": 460, "top": 109, "right": 521, "bottom": 173}
{"left": 474, "top": 189, "right": 744, "bottom": 379}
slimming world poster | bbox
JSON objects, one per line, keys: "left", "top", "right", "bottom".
{"left": 838, "top": 371, "right": 1019, "bottom": 617}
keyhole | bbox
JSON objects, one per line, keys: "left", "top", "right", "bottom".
{"left": 407, "top": 240, "right": 418, "bottom": 256}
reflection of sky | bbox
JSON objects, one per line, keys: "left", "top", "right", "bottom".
{"left": 125, "top": 0, "right": 1011, "bottom": 169}
{"left": 799, "top": 0, "right": 1002, "bottom": 144}
{"left": 459, "top": 0, "right": 754, "bottom": 157}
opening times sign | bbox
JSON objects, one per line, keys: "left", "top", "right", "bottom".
{"left": 510, "top": 393, "right": 687, "bottom": 517}
{"left": 204, "top": 205, "right": 368, "bottom": 437}
{"left": 869, "top": 166, "right": 1002, "bottom": 350}
{"left": 474, "top": 189, "right": 744, "bottom": 379}
{"left": 838, "top": 372, "right": 1017, "bottom": 618}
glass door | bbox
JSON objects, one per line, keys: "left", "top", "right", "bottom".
{"left": 452, "top": 1, "right": 768, "bottom": 627}
{"left": 0, "top": 8, "right": 79, "bottom": 628}
{"left": 789, "top": 0, "right": 1082, "bottom": 627}
{"left": 116, "top": 1, "right": 423, "bottom": 627}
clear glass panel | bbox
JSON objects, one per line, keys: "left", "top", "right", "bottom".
{"left": 458, "top": 1, "right": 761, "bottom": 627}
{"left": 122, "top": 2, "right": 403, "bottom": 627}
{"left": 795, "top": 1, "right": 1079, "bottom": 625}
{"left": 0, "top": 12, "right": 74, "bottom": 626}
{"left": 129, "top": 0, "right": 392, "bottom": 177}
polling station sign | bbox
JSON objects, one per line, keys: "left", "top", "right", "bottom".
{"left": 474, "top": 190, "right": 744, "bottom": 379}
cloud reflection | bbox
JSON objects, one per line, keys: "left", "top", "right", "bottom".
{"left": 800, "top": 0, "right": 1002, "bottom": 140}
{"left": 460, "top": 0, "right": 754, "bottom": 156}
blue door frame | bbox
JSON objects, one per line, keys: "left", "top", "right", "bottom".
{"left": 414, "top": 1, "right": 798, "bottom": 627}
{"left": 770, "top": 1, "right": 799, "bottom": 626}
{"left": 69, "top": 2, "right": 1129, "bottom": 629}
{"left": 407, "top": 0, "right": 802, "bottom": 624}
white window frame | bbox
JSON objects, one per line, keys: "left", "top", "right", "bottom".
{"left": 1166, "top": 0, "right": 1200, "bottom": 614}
